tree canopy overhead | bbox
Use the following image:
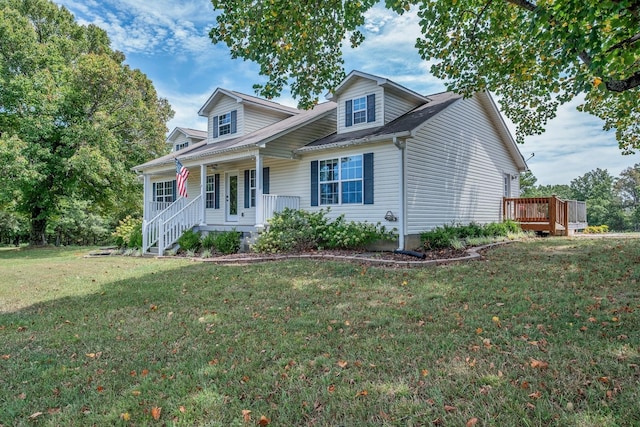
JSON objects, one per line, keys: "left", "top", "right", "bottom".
{"left": 209, "top": 0, "right": 640, "bottom": 153}
{"left": 0, "top": 0, "right": 173, "bottom": 245}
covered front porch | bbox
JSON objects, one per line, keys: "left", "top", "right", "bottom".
{"left": 141, "top": 153, "right": 300, "bottom": 255}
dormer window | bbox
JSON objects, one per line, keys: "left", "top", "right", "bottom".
{"left": 213, "top": 110, "right": 238, "bottom": 138}
{"left": 345, "top": 94, "right": 375, "bottom": 127}
{"left": 175, "top": 141, "right": 189, "bottom": 151}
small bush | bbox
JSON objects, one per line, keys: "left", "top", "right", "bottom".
{"left": 253, "top": 208, "right": 396, "bottom": 254}
{"left": 113, "top": 216, "right": 142, "bottom": 248}
{"left": 213, "top": 229, "right": 241, "bottom": 255}
{"left": 201, "top": 233, "right": 216, "bottom": 251}
{"left": 421, "top": 220, "right": 525, "bottom": 250}
{"left": 584, "top": 225, "right": 609, "bottom": 234}
{"left": 177, "top": 229, "right": 201, "bottom": 252}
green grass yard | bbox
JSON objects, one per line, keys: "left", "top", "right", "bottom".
{"left": 1, "top": 238, "right": 639, "bottom": 426}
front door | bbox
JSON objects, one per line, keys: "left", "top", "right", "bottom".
{"left": 226, "top": 172, "right": 238, "bottom": 222}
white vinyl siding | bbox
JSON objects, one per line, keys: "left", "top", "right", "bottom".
{"left": 208, "top": 97, "right": 242, "bottom": 141}
{"left": 266, "top": 143, "right": 400, "bottom": 225}
{"left": 384, "top": 90, "right": 422, "bottom": 124}
{"left": 405, "top": 95, "right": 521, "bottom": 234}
{"left": 243, "top": 104, "right": 292, "bottom": 135}
{"left": 337, "top": 78, "right": 383, "bottom": 134}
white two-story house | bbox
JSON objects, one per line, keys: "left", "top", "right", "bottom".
{"left": 134, "top": 70, "right": 527, "bottom": 255}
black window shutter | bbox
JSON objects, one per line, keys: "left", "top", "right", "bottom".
{"left": 262, "top": 167, "right": 270, "bottom": 194}
{"left": 310, "top": 161, "right": 319, "bottom": 206}
{"left": 213, "top": 115, "right": 219, "bottom": 138}
{"left": 214, "top": 174, "right": 220, "bottom": 209}
{"left": 345, "top": 100, "right": 353, "bottom": 127}
{"left": 152, "top": 182, "right": 157, "bottom": 202}
{"left": 172, "top": 179, "right": 177, "bottom": 201}
{"left": 230, "top": 110, "right": 237, "bottom": 134}
{"left": 244, "top": 170, "right": 250, "bottom": 208}
{"left": 363, "top": 153, "right": 374, "bottom": 204}
{"left": 367, "top": 94, "right": 376, "bottom": 122}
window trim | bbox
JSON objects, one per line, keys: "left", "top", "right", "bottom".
{"left": 205, "top": 175, "right": 216, "bottom": 209}
{"left": 318, "top": 154, "right": 364, "bottom": 206}
{"left": 153, "top": 180, "right": 175, "bottom": 203}
{"left": 218, "top": 111, "right": 232, "bottom": 136}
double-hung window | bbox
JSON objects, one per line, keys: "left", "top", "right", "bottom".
{"left": 319, "top": 155, "right": 363, "bottom": 205}
{"left": 248, "top": 169, "right": 257, "bottom": 207}
{"left": 154, "top": 180, "right": 175, "bottom": 203}
{"left": 218, "top": 112, "right": 232, "bottom": 136}
{"left": 206, "top": 175, "right": 216, "bottom": 208}
{"left": 352, "top": 97, "right": 367, "bottom": 124}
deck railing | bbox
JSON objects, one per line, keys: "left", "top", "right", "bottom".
{"left": 262, "top": 195, "right": 300, "bottom": 224}
{"left": 503, "top": 196, "right": 569, "bottom": 235}
{"left": 146, "top": 201, "right": 174, "bottom": 220}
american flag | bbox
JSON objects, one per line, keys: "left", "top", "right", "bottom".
{"left": 175, "top": 158, "right": 189, "bottom": 198}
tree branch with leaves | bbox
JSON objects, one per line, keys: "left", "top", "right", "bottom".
{"left": 209, "top": 0, "right": 639, "bottom": 153}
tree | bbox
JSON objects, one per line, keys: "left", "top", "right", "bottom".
{"left": 615, "top": 164, "right": 640, "bottom": 229}
{"left": 210, "top": 0, "right": 640, "bottom": 153}
{"left": 570, "top": 168, "right": 626, "bottom": 228}
{"left": 0, "top": 0, "right": 173, "bottom": 245}
{"left": 519, "top": 170, "right": 537, "bottom": 196}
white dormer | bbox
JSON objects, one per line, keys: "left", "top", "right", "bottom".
{"left": 327, "top": 70, "right": 429, "bottom": 135}
{"left": 198, "top": 89, "right": 300, "bottom": 144}
{"left": 166, "top": 127, "right": 207, "bottom": 152}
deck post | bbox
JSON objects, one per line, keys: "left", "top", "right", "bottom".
{"left": 549, "top": 196, "right": 557, "bottom": 235}
{"left": 563, "top": 199, "right": 569, "bottom": 236}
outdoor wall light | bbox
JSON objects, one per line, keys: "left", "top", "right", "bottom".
{"left": 384, "top": 211, "right": 398, "bottom": 222}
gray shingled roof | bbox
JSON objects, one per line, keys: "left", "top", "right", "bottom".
{"left": 299, "top": 92, "right": 461, "bottom": 151}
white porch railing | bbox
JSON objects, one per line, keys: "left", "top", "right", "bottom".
{"left": 146, "top": 201, "right": 174, "bottom": 220}
{"left": 262, "top": 195, "right": 300, "bottom": 224}
{"left": 143, "top": 195, "right": 202, "bottom": 255}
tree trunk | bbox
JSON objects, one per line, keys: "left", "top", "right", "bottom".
{"left": 30, "top": 213, "right": 48, "bottom": 246}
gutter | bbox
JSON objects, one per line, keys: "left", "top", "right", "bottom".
{"left": 296, "top": 131, "right": 411, "bottom": 154}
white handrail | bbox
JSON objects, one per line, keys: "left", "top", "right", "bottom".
{"left": 158, "top": 195, "right": 202, "bottom": 256}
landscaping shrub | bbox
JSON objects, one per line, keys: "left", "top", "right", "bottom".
{"left": 584, "top": 224, "right": 609, "bottom": 234}
{"left": 421, "top": 220, "right": 525, "bottom": 249}
{"left": 112, "top": 216, "right": 142, "bottom": 248}
{"left": 253, "top": 208, "right": 396, "bottom": 253}
{"left": 177, "top": 229, "right": 201, "bottom": 252}
{"left": 213, "top": 229, "right": 241, "bottom": 255}
{"left": 201, "top": 232, "right": 216, "bottom": 250}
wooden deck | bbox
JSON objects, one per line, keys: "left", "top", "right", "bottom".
{"left": 503, "top": 196, "right": 587, "bottom": 236}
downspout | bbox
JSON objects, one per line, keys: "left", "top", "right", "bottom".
{"left": 393, "top": 136, "right": 406, "bottom": 251}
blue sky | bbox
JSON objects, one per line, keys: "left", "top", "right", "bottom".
{"left": 53, "top": 0, "right": 639, "bottom": 185}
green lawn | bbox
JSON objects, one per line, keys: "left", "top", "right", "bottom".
{"left": 1, "top": 238, "right": 639, "bottom": 426}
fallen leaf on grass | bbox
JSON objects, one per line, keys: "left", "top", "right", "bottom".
{"left": 120, "top": 413, "right": 131, "bottom": 421}
{"left": 179, "top": 406, "right": 186, "bottom": 413}
{"left": 242, "top": 409, "right": 251, "bottom": 422}
{"left": 444, "top": 405, "right": 456, "bottom": 412}
{"left": 530, "top": 359, "right": 549, "bottom": 369}
{"left": 1, "top": 354, "right": 10, "bottom": 360}
{"left": 337, "top": 360, "right": 348, "bottom": 368}
{"left": 466, "top": 418, "right": 479, "bottom": 427}
{"left": 151, "top": 406, "right": 161, "bottom": 420}
{"left": 421, "top": 369, "right": 429, "bottom": 377}
{"left": 529, "top": 391, "right": 542, "bottom": 399}
{"left": 258, "top": 415, "right": 270, "bottom": 426}
{"left": 29, "top": 412, "right": 43, "bottom": 420}
{"left": 355, "top": 390, "right": 368, "bottom": 397}
{"left": 492, "top": 316, "right": 502, "bottom": 328}
{"left": 327, "top": 385, "right": 335, "bottom": 393}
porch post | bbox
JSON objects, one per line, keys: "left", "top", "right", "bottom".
{"left": 200, "top": 164, "right": 207, "bottom": 225}
{"left": 255, "top": 154, "right": 264, "bottom": 226}
{"left": 143, "top": 174, "right": 151, "bottom": 221}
